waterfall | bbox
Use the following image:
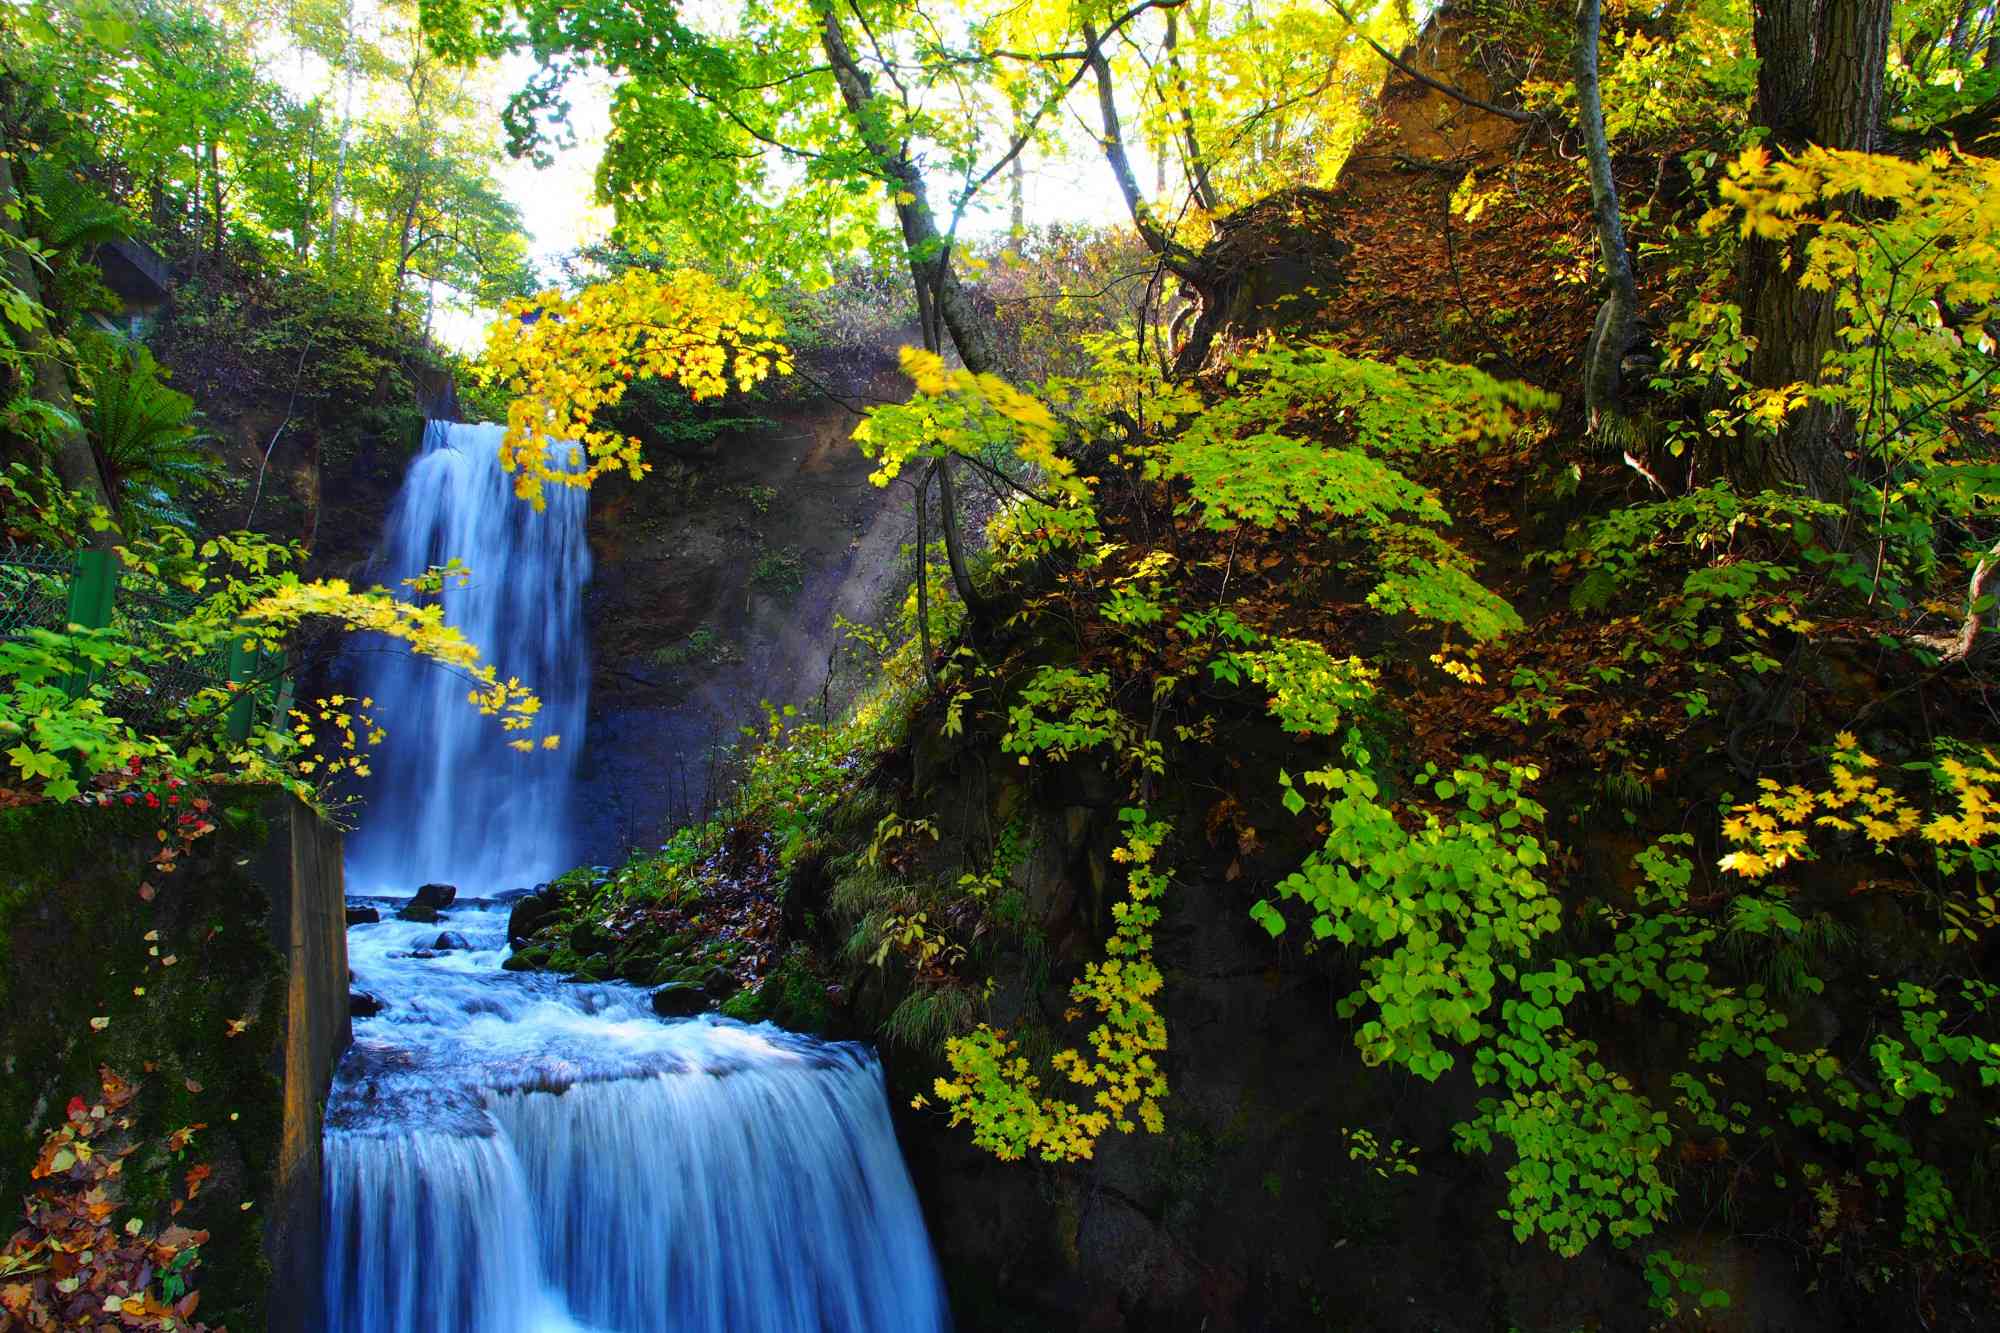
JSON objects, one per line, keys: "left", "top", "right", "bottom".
{"left": 327, "top": 421, "right": 950, "bottom": 1332}
{"left": 325, "top": 907, "right": 951, "bottom": 1333}
{"left": 344, "top": 419, "right": 591, "bottom": 895}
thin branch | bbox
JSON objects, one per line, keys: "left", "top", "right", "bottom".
{"left": 1946, "top": 533, "right": 2000, "bottom": 663}
{"left": 1322, "top": 0, "right": 1539, "bottom": 124}
{"left": 944, "top": 0, "right": 1186, "bottom": 238}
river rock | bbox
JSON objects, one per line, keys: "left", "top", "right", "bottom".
{"left": 395, "top": 903, "right": 439, "bottom": 923}
{"left": 350, "top": 990, "right": 384, "bottom": 1017}
{"left": 411, "top": 883, "right": 458, "bottom": 910}
{"left": 345, "top": 906, "right": 380, "bottom": 926}
{"left": 508, "top": 890, "right": 560, "bottom": 945}
{"left": 408, "top": 949, "right": 438, "bottom": 960}
{"left": 502, "top": 944, "right": 550, "bottom": 972}
{"left": 651, "top": 982, "right": 709, "bottom": 1018}
{"left": 433, "top": 931, "right": 472, "bottom": 952}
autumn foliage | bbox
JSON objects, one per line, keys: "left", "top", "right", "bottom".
{"left": 0, "top": 1070, "right": 212, "bottom": 1331}
{"left": 478, "top": 270, "right": 791, "bottom": 508}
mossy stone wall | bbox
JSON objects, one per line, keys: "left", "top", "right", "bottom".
{"left": 0, "top": 793, "right": 349, "bottom": 1331}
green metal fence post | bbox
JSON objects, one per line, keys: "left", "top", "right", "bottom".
{"left": 66, "top": 548, "right": 116, "bottom": 630}
{"left": 269, "top": 669, "right": 295, "bottom": 739}
{"left": 224, "top": 631, "right": 260, "bottom": 743}
{"left": 61, "top": 547, "right": 118, "bottom": 698}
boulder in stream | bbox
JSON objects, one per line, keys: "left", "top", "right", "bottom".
{"left": 507, "top": 890, "right": 560, "bottom": 945}
{"left": 411, "top": 883, "right": 458, "bottom": 910}
{"left": 346, "top": 906, "right": 380, "bottom": 926}
{"left": 651, "top": 982, "right": 710, "bottom": 1018}
{"left": 433, "top": 931, "right": 472, "bottom": 952}
{"left": 395, "top": 904, "right": 439, "bottom": 923}
{"left": 350, "top": 990, "right": 384, "bottom": 1017}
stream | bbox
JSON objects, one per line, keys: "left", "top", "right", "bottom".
{"left": 322, "top": 421, "right": 951, "bottom": 1332}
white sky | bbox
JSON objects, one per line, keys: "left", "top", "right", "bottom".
{"left": 430, "top": 62, "right": 1143, "bottom": 353}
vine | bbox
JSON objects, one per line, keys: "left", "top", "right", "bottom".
{"left": 923, "top": 807, "right": 1169, "bottom": 1162}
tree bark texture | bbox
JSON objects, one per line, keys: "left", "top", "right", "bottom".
{"left": 1083, "top": 23, "right": 1201, "bottom": 279}
{"left": 1734, "top": 0, "right": 1891, "bottom": 504}
{"left": 1574, "top": 0, "right": 1639, "bottom": 424}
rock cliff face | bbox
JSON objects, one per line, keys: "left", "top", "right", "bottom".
{"left": 571, "top": 348, "right": 917, "bottom": 862}
{"left": 815, "top": 717, "right": 1614, "bottom": 1332}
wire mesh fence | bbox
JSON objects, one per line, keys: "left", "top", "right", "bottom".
{"left": 0, "top": 547, "right": 287, "bottom": 740}
{"left": 110, "top": 579, "right": 238, "bottom": 735}
{"left": 0, "top": 544, "right": 75, "bottom": 640}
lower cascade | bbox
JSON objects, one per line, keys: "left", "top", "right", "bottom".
{"left": 324, "top": 907, "right": 951, "bottom": 1333}
{"left": 325, "top": 420, "right": 950, "bottom": 1332}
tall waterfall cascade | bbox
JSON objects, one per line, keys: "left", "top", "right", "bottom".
{"left": 326, "top": 420, "right": 951, "bottom": 1332}
{"left": 344, "top": 419, "right": 591, "bottom": 894}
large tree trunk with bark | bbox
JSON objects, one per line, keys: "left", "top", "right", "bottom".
{"left": 1733, "top": 0, "right": 1892, "bottom": 504}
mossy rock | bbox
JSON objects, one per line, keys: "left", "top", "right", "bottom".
{"left": 721, "top": 950, "right": 831, "bottom": 1033}
{"left": 502, "top": 944, "right": 551, "bottom": 972}
{"left": 676, "top": 960, "right": 732, "bottom": 992}
{"left": 651, "top": 982, "right": 710, "bottom": 1018}
{"left": 565, "top": 954, "right": 612, "bottom": 983}
{"left": 719, "top": 990, "right": 763, "bottom": 1022}
{"left": 0, "top": 797, "right": 285, "bottom": 1329}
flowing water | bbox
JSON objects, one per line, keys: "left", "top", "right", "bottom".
{"left": 324, "top": 421, "right": 951, "bottom": 1332}
{"left": 343, "top": 419, "right": 592, "bottom": 895}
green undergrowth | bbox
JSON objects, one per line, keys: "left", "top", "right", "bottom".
{"left": 538, "top": 309, "right": 1998, "bottom": 1315}
{"left": 506, "top": 631, "right": 931, "bottom": 1025}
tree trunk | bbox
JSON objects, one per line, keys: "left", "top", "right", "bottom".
{"left": 817, "top": 1, "right": 993, "bottom": 639}
{"left": 1083, "top": 23, "right": 1201, "bottom": 279}
{"left": 1009, "top": 150, "right": 1026, "bottom": 237}
{"left": 818, "top": 3, "right": 999, "bottom": 377}
{"left": 0, "top": 153, "right": 118, "bottom": 536}
{"left": 934, "top": 451, "right": 985, "bottom": 636}
{"left": 1164, "top": 10, "right": 1219, "bottom": 212}
{"left": 323, "top": 0, "right": 358, "bottom": 273}
{"left": 1574, "top": 0, "right": 1639, "bottom": 426}
{"left": 207, "top": 136, "right": 225, "bottom": 259}
{"left": 1733, "top": 0, "right": 1891, "bottom": 503}
{"left": 390, "top": 189, "right": 423, "bottom": 321}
